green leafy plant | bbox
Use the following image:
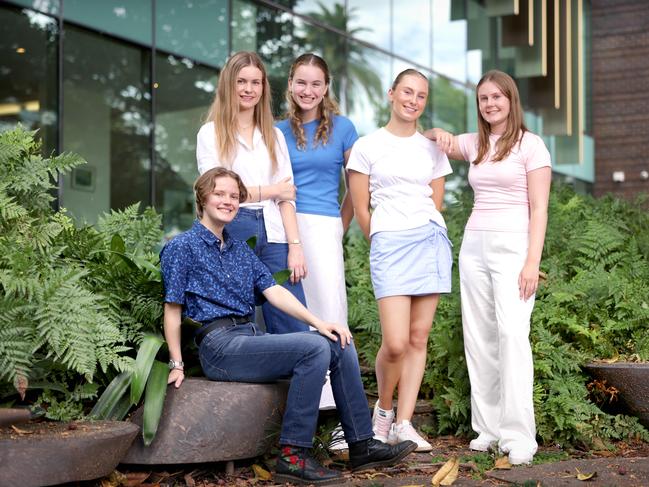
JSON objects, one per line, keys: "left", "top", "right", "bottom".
{"left": 91, "top": 334, "right": 168, "bottom": 445}
{"left": 345, "top": 184, "right": 649, "bottom": 448}
{"left": 0, "top": 126, "right": 163, "bottom": 420}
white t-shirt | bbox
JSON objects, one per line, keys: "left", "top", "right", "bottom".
{"left": 196, "top": 121, "right": 294, "bottom": 243}
{"left": 347, "top": 128, "right": 452, "bottom": 236}
{"left": 457, "top": 131, "right": 552, "bottom": 232}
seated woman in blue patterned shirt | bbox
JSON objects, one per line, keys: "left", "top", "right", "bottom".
{"left": 160, "top": 167, "right": 416, "bottom": 485}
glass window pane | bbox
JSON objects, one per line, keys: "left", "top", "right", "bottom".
{"left": 156, "top": 0, "right": 228, "bottom": 67}
{"left": 345, "top": 42, "right": 391, "bottom": 135}
{"left": 430, "top": 75, "right": 467, "bottom": 134}
{"left": 394, "top": 0, "right": 431, "bottom": 67}
{"left": 347, "top": 0, "right": 391, "bottom": 52}
{"left": 64, "top": 0, "right": 152, "bottom": 46}
{"left": 292, "top": 0, "right": 340, "bottom": 18}
{"left": 0, "top": 5, "right": 58, "bottom": 154}
{"left": 432, "top": 0, "right": 468, "bottom": 82}
{"left": 62, "top": 26, "right": 151, "bottom": 224}
{"left": 154, "top": 53, "right": 217, "bottom": 237}
{"left": 6, "top": 0, "right": 59, "bottom": 15}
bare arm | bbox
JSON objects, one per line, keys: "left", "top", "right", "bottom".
{"left": 243, "top": 177, "right": 296, "bottom": 204}
{"left": 163, "top": 303, "right": 184, "bottom": 388}
{"left": 340, "top": 148, "right": 354, "bottom": 233}
{"left": 430, "top": 176, "right": 446, "bottom": 211}
{"left": 423, "top": 128, "right": 465, "bottom": 161}
{"left": 278, "top": 201, "right": 307, "bottom": 283}
{"left": 348, "top": 170, "right": 371, "bottom": 241}
{"left": 262, "top": 285, "right": 352, "bottom": 346}
{"left": 518, "top": 166, "right": 552, "bottom": 301}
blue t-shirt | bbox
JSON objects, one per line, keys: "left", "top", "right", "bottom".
{"left": 276, "top": 115, "right": 358, "bottom": 217}
{"left": 160, "top": 220, "right": 276, "bottom": 324}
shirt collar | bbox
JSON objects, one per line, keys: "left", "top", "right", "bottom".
{"left": 192, "top": 220, "right": 234, "bottom": 250}
{"left": 236, "top": 126, "right": 263, "bottom": 150}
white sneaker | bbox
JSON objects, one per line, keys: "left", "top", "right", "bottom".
{"left": 469, "top": 434, "right": 498, "bottom": 452}
{"left": 328, "top": 423, "right": 348, "bottom": 452}
{"left": 508, "top": 449, "right": 534, "bottom": 465}
{"left": 371, "top": 402, "right": 394, "bottom": 443}
{"left": 387, "top": 420, "right": 432, "bottom": 452}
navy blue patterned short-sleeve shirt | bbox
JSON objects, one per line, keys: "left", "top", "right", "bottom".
{"left": 160, "top": 220, "right": 276, "bottom": 323}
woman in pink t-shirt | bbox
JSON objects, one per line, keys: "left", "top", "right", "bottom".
{"left": 426, "top": 70, "right": 552, "bottom": 465}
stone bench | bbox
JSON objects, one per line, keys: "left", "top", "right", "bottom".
{"left": 121, "top": 378, "right": 288, "bottom": 464}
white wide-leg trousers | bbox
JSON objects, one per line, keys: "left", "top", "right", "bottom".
{"left": 459, "top": 229, "right": 538, "bottom": 455}
{"left": 297, "top": 213, "right": 349, "bottom": 409}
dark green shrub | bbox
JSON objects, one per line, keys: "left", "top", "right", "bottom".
{"left": 345, "top": 184, "right": 649, "bottom": 447}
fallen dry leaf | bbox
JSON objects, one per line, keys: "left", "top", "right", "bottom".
{"left": 251, "top": 464, "right": 272, "bottom": 481}
{"left": 183, "top": 472, "right": 196, "bottom": 487}
{"left": 494, "top": 456, "right": 512, "bottom": 470}
{"left": 13, "top": 374, "right": 28, "bottom": 401}
{"left": 431, "top": 457, "right": 459, "bottom": 486}
{"left": 124, "top": 472, "right": 151, "bottom": 487}
{"left": 10, "top": 425, "right": 32, "bottom": 435}
{"left": 602, "top": 353, "right": 619, "bottom": 364}
{"left": 575, "top": 467, "right": 597, "bottom": 481}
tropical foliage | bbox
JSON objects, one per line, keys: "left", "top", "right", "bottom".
{"left": 0, "top": 127, "right": 164, "bottom": 420}
{"left": 345, "top": 184, "right": 649, "bottom": 448}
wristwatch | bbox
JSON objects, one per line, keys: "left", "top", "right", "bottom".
{"left": 289, "top": 239, "right": 301, "bottom": 245}
{"left": 168, "top": 359, "right": 184, "bottom": 370}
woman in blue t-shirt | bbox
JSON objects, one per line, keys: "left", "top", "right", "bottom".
{"left": 276, "top": 53, "right": 359, "bottom": 414}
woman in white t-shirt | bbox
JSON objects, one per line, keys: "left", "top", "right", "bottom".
{"left": 348, "top": 69, "right": 453, "bottom": 452}
{"left": 426, "top": 70, "right": 552, "bottom": 465}
{"left": 196, "top": 51, "right": 308, "bottom": 334}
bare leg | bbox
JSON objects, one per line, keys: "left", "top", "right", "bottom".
{"left": 395, "top": 294, "right": 439, "bottom": 422}
{"left": 375, "top": 295, "right": 411, "bottom": 410}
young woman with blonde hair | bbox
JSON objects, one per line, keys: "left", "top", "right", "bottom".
{"left": 427, "top": 69, "right": 552, "bottom": 465}
{"left": 196, "top": 51, "right": 308, "bottom": 334}
{"left": 276, "top": 53, "right": 359, "bottom": 414}
{"left": 348, "top": 68, "right": 453, "bottom": 452}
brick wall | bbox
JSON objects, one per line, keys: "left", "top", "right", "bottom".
{"left": 591, "top": 0, "right": 649, "bottom": 198}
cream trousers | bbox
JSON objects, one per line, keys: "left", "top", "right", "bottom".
{"left": 459, "top": 229, "right": 538, "bottom": 455}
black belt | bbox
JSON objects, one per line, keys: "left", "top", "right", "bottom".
{"left": 195, "top": 315, "right": 253, "bottom": 346}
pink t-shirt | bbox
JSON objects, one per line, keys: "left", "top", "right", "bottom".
{"left": 457, "top": 132, "right": 551, "bottom": 232}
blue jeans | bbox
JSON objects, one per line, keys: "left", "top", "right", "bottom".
{"left": 198, "top": 323, "right": 374, "bottom": 447}
{"left": 226, "top": 208, "right": 308, "bottom": 334}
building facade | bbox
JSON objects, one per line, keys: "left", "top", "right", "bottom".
{"left": 3, "top": 0, "right": 637, "bottom": 238}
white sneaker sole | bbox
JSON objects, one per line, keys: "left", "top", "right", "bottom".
{"left": 469, "top": 439, "right": 493, "bottom": 452}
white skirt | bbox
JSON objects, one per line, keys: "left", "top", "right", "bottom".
{"left": 297, "top": 212, "right": 348, "bottom": 410}
{"left": 296, "top": 212, "right": 348, "bottom": 328}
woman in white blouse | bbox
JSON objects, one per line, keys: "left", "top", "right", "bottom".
{"left": 196, "top": 51, "right": 308, "bottom": 334}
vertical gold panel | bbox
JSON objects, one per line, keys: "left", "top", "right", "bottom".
{"left": 513, "top": 0, "right": 547, "bottom": 78}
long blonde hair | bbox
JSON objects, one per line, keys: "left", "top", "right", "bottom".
{"left": 284, "top": 53, "right": 340, "bottom": 150}
{"left": 474, "top": 70, "right": 527, "bottom": 165}
{"left": 206, "top": 51, "right": 278, "bottom": 172}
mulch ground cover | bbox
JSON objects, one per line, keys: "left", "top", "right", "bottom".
{"left": 85, "top": 436, "right": 649, "bottom": 487}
